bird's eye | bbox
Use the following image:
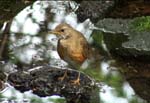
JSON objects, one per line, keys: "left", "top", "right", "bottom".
{"left": 61, "top": 29, "right": 64, "bottom": 32}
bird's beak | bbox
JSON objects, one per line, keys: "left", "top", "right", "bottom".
{"left": 48, "top": 30, "right": 60, "bottom": 35}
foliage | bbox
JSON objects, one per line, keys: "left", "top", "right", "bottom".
{"left": 48, "top": 97, "right": 66, "bottom": 103}
{"left": 130, "top": 16, "right": 150, "bottom": 31}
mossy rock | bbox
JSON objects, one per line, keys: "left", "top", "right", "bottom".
{"left": 93, "top": 17, "right": 150, "bottom": 61}
{"left": 92, "top": 17, "right": 150, "bottom": 101}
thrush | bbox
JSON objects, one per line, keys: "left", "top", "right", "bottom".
{"left": 49, "top": 23, "right": 92, "bottom": 85}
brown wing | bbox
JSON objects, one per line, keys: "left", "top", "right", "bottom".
{"left": 80, "top": 38, "right": 91, "bottom": 59}
{"left": 57, "top": 40, "right": 65, "bottom": 60}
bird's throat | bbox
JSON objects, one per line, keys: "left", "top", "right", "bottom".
{"left": 59, "top": 34, "right": 70, "bottom": 40}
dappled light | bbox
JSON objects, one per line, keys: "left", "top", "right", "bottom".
{"left": 0, "top": 1, "right": 149, "bottom": 103}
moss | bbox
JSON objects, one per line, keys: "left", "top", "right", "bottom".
{"left": 91, "top": 30, "right": 110, "bottom": 56}
{"left": 30, "top": 97, "right": 44, "bottom": 103}
{"left": 81, "top": 67, "right": 102, "bottom": 82}
{"left": 48, "top": 98, "right": 66, "bottom": 103}
{"left": 92, "top": 30, "right": 103, "bottom": 48}
{"left": 130, "top": 16, "right": 150, "bottom": 32}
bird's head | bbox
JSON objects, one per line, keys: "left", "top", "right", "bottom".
{"left": 49, "top": 23, "right": 73, "bottom": 37}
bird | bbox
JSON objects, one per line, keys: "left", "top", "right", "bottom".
{"left": 49, "top": 23, "right": 92, "bottom": 85}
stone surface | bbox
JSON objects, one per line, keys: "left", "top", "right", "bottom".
{"left": 8, "top": 65, "right": 100, "bottom": 103}
{"left": 94, "top": 18, "right": 150, "bottom": 61}
{"left": 75, "top": 0, "right": 115, "bottom": 23}
{"left": 92, "top": 17, "right": 150, "bottom": 101}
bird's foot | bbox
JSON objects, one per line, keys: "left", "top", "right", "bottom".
{"left": 58, "top": 70, "right": 68, "bottom": 81}
{"left": 70, "top": 72, "right": 80, "bottom": 86}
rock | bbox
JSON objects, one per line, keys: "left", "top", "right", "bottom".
{"left": 8, "top": 65, "right": 100, "bottom": 103}
{"left": 92, "top": 17, "right": 150, "bottom": 101}
{"left": 94, "top": 17, "right": 150, "bottom": 61}
{"left": 75, "top": 0, "right": 115, "bottom": 23}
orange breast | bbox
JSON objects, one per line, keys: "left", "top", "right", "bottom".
{"left": 70, "top": 52, "right": 86, "bottom": 64}
{"left": 57, "top": 40, "right": 87, "bottom": 65}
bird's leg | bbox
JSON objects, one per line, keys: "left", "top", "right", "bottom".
{"left": 70, "top": 72, "right": 80, "bottom": 86}
{"left": 58, "top": 70, "right": 68, "bottom": 81}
